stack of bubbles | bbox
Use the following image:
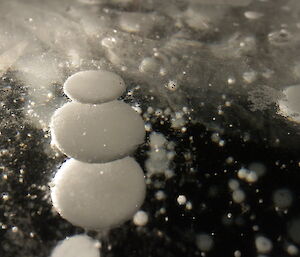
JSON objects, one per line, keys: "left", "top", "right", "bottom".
{"left": 49, "top": 70, "right": 146, "bottom": 256}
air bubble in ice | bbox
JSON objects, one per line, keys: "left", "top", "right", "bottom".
{"left": 272, "top": 188, "right": 293, "bottom": 209}
{"left": 50, "top": 100, "right": 145, "bottom": 163}
{"left": 133, "top": 211, "right": 149, "bottom": 226}
{"left": 64, "top": 70, "right": 126, "bottom": 104}
{"left": 232, "top": 189, "right": 246, "bottom": 203}
{"left": 51, "top": 157, "right": 146, "bottom": 230}
{"left": 50, "top": 234, "right": 100, "bottom": 257}
{"left": 288, "top": 218, "right": 300, "bottom": 244}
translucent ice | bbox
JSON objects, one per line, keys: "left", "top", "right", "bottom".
{"left": 278, "top": 85, "right": 300, "bottom": 123}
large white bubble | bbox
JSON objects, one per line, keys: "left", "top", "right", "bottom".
{"left": 50, "top": 100, "right": 145, "bottom": 163}
{"left": 51, "top": 157, "right": 146, "bottom": 230}
{"left": 64, "top": 70, "right": 126, "bottom": 104}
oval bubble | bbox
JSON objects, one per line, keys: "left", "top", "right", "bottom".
{"left": 51, "top": 157, "right": 146, "bottom": 230}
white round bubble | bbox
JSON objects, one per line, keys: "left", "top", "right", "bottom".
{"left": 50, "top": 100, "right": 145, "bottom": 163}
{"left": 51, "top": 157, "right": 146, "bottom": 230}
{"left": 50, "top": 234, "right": 100, "bottom": 257}
{"left": 278, "top": 85, "right": 300, "bottom": 123}
{"left": 133, "top": 210, "right": 149, "bottom": 226}
{"left": 64, "top": 70, "right": 126, "bottom": 104}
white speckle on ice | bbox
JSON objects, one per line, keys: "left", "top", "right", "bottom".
{"left": 64, "top": 70, "right": 126, "bottom": 104}
{"left": 243, "top": 70, "right": 257, "bottom": 83}
{"left": 50, "top": 234, "right": 100, "bottom": 257}
{"left": 133, "top": 211, "right": 149, "bottom": 226}
{"left": 50, "top": 100, "right": 145, "bottom": 163}
{"left": 51, "top": 157, "right": 146, "bottom": 230}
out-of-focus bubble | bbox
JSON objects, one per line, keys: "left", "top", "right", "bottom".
{"left": 50, "top": 234, "right": 100, "bottom": 257}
